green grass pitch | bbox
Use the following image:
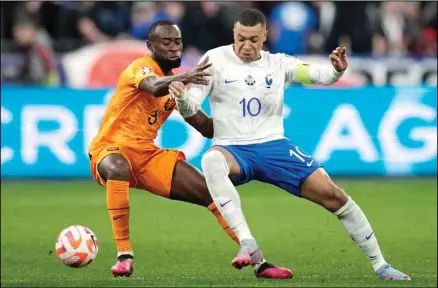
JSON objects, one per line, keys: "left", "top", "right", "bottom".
{"left": 1, "top": 179, "right": 437, "bottom": 287}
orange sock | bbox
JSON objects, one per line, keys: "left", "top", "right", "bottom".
{"left": 208, "top": 202, "right": 240, "bottom": 245}
{"left": 106, "top": 180, "right": 132, "bottom": 255}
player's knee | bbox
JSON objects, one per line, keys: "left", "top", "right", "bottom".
{"left": 201, "top": 150, "right": 228, "bottom": 177}
{"left": 323, "top": 184, "right": 348, "bottom": 212}
{"left": 99, "top": 154, "right": 131, "bottom": 181}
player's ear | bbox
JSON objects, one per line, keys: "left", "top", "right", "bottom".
{"left": 233, "top": 22, "right": 239, "bottom": 35}
{"left": 146, "top": 40, "right": 153, "bottom": 53}
{"left": 263, "top": 29, "right": 268, "bottom": 41}
{"left": 232, "top": 28, "right": 237, "bottom": 41}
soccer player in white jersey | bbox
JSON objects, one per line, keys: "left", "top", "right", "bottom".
{"left": 169, "top": 9, "right": 411, "bottom": 281}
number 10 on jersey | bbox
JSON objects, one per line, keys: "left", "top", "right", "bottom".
{"left": 240, "top": 97, "right": 261, "bottom": 117}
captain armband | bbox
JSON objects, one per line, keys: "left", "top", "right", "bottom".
{"left": 296, "top": 64, "right": 344, "bottom": 86}
{"left": 295, "top": 64, "right": 313, "bottom": 85}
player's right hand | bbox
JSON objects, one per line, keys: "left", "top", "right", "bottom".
{"left": 169, "top": 81, "right": 186, "bottom": 99}
{"left": 183, "top": 56, "right": 212, "bottom": 85}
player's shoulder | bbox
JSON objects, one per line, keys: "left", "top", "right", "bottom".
{"left": 203, "top": 45, "right": 232, "bottom": 60}
{"left": 264, "top": 51, "right": 303, "bottom": 64}
{"left": 126, "top": 56, "right": 154, "bottom": 71}
{"left": 122, "top": 56, "right": 155, "bottom": 78}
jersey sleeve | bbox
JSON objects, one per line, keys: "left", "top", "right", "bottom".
{"left": 125, "top": 61, "right": 159, "bottom": 89}
{"left": 282, "top": 54, "right": 343, "bottom": 85}
{"left": 184, "top": 52, "right": 213, "bottom": 105}
{"left": 283, "top": 54, "right": 312, "bottom": 84}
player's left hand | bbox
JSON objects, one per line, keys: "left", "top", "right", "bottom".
{"left": 169, "top": 81, "right": 186, "bottom": 99}
{"left": 330, "top": 47, "right": 348, "bottom": 72}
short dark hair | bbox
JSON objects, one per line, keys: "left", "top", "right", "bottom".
{"left": 236, "top": 9, "right": 266, "bottom": 27}
{"left": 147, "top": 20, "right": 177, "bottom": 40}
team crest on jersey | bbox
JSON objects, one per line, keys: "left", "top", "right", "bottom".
{"left": 265, "top": 72, "right": 273, "bottom": 88}
{"left": 164, "top": 98, "right": 176, "bottom": 111}
{"left": 141, "top": 66, "right": 152, "bottom": 75}
{"left": 245, "top": 75, "right": 256, "bottom": 86}
{"left": 106, "top": 147, "right": 119, "bottom": 152}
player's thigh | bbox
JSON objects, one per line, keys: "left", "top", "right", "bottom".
{"left": 135, "top": 149, "right": 185, "bottom": 199}
{"left": 300, "top": 167, "right": 348, "bottom": 212}
{"left": 205, "top": 146, "right": 241, "bottom": 177}
{"left": 206, "top": 145, "right": 256, "bottom": 186}
{"left": 256, "top": 139, "right": 320, "bottom": 197}
{"left": 169, "top": 160, "right": 212, "bottom": 207}
{"left": 89, "top": 146, "right": 137, "bottom": 187}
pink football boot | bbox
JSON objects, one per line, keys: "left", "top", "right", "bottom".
{"left": 232, "top": 239, "right": 293, "bottom": 279}
{"left": 254, "top": 262, "right": 293, "bottom": 279}
{"left": 111, "top": 258, "right": 134, "bottom": 277}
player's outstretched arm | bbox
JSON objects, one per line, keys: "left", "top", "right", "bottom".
{"left": 138, "top": 57, "right": 212, "bottom": 97}
{"left": 185, "top": 110, "right": 214, "bottom": 139}
{"left": 168, "top": 81, "right": 213, "bottom": 139}
{"left": 139, "top": 74, "right": 192, "bottom": 97}
{"left": 286, "top": 47, "right": 348, "bottom": 86}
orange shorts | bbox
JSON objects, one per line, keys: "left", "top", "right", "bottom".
{"left": 89, "top": 142, "right": 185, "bottom": 198}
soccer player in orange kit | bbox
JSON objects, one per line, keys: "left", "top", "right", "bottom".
{"left": 88, "top": 20, "right": 286, "bottom": 279}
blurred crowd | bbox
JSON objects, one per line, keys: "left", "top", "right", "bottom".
{"left": 1, "top": 1, "right": 436, "bottom": 86}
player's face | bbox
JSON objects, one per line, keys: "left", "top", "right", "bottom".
{"left": 233, "top": 22, "right": 267, "bottom": 63}
{"left": 148, "top": 25, "right": 183, "bottom": 69}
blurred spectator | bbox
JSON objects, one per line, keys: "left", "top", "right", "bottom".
{"left": 407, "top": 2, "right": 437, "bottom": 56}
{"left": 1, "top": 1, "right": 436, "bottom": 57}
{"left": 409, "top": 28, "right": 437, "bottom": 57}
{"left": 13, "top": 1, "right": 53, "bottom": 48}
{"left": 307, "top": 2, "right": 334, "bottom": 54}
{"left": 52, "top": 3, "right": 86, "bottom": 51}
{"left": 1, "top": 1, "right": 437, "bottom": 87}
{"left": 220, "top": 2, "right": 257, "bottom": 26}
{"left": 324, "top": 2, "right": 377, "bottom": 56}
{"left": 163, "top": 2, "right": 185, "bottom": 22}
{"left": 77, "top": 2, "right": 131, "bottom": 44}
{"left": 378, "top": 2, "right": 413, "bottom": 56}
{"left": 5, "top": 18, "right": 59, "bottom": 86}
{"left": 422, "top": 1, "right": 437, "bottom": 30}
{"left": 180, "top": 2, "right": 234, "bottom": 53}
{"left": 268, "top": 2, "right": 318, "bottom": 55}
{"left": 1, "top": 2, "right": 17, "bottom": 39}
{"left": 130, "top": 2, "right": 185, "bottom": 41}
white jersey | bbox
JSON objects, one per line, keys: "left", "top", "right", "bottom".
{"left": 184, "top": 44, "right": 341, "bottom": 146}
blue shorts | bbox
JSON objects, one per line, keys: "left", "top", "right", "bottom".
{"left": 218, "top": 139, "right": 321, "bottom": 197}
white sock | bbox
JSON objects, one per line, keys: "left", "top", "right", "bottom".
{"left": 201, "top": 150, "right": 254, "bottom": 243}
{"left": 334, "top": 196, "right": 387, "bottom": 272}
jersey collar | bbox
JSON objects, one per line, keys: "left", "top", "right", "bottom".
{"left": 144, "top": 54, "right": 176, "bottom": 76}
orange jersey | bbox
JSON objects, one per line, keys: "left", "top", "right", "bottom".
{"left": 90, "top": 55, "right": 176, "bottom": 147}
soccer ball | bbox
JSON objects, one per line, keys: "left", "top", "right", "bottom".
{"left": 55, "top": 225, "right": 99, "bottom": 268}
